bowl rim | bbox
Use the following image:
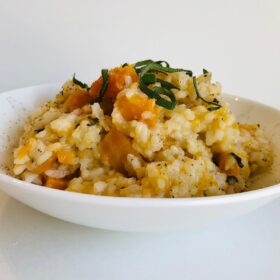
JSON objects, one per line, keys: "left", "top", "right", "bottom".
{"left": 1, "top": 173, "right": 280, "bottom": 207}
{"left": 0, "top": 83, "right": 280, "bottom": 207}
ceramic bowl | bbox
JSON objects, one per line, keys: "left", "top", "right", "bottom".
{"left": 0, "top": 84, "right": 279, "bottom": 232}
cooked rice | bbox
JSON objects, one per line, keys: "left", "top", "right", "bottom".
{"left": 12, "top": 62, "right": 273, "bottom": 197}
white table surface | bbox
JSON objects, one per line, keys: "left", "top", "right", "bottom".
{"left": 0, "top": 0, "right": 280, "bottom": 279}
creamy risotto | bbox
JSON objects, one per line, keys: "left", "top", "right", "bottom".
{"left": 12, "top": 60, "right": 272, "bottom": 197}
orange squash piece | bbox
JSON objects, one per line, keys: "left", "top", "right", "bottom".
{"left": 33, "top": 155, "right": 56, "bottom": 174}
{"left": 89, "top": 65, "right": 138, "bottom": 101}
{"left": 57, "top": 150, "right": 75, "bottom": 165}
{"left": 117, "top": 94, "right": 158, "bottom": 127}
{"left": 100, "top": 127, "right": 136, "bottom": 173}
{"left": 45, "top": 177, "right": 68, "bottom": 190}
{"left": 66, "top": 89, "right": 91, "bottom": 111}
{"left": 17, "top": 138, "right": 36, "bottom": 159}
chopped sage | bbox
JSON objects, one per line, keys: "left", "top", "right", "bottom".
{"left": 91, "top": 69, "right": 109, "bottom": 103}
{"left": 193, "top": 76, "right": 221, "bottom": 111}
{"left": 230, "top": 153, "right": 244, "bottom": 168}
{"left": 226, "top": 175, "right": 238, "bottom": 184}
{"left": 72, "top": 74, "right": 89, "bottom": 89}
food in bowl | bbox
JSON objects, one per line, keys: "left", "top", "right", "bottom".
{"left": 12, "top": 60, "right": 273, "bottom": 197}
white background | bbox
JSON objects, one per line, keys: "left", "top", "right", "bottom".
{"left": 0, "top": 0, "right": 280, "bottom": 279}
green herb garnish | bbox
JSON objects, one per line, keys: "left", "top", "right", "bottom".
{"left": 91, "top": 69, "right": 109, "bottom": 103}
{"left": 193, "top": 76, "right": 221, "bottom": 111}
{"left": 135, "top": 60, "right": 192, "bottom": 110}
{"left": 139, "top": 79, "right": 176, "bottom": 110}
{"left": 87, "top": 60, "right": 219, "bottom": 112}
{"left": 230, "top": 153, "right": 244, "bottom": 168}
{"left": 207, "top": 106, "right": 221, "bottom": 112}
{"left": 34, "top": 128, "right": 44, "bottom": 133}
{"left": 134, "top": 59, "right": 192, "bottom": 76}
{"left": 226, "top": 175, "right": 238, "bottom": 184}
{"left": 156, "top": 79, "right": 179, "bottom": 90}
{"left": 134, "top": 59, "right": 154, "bottom": 68}
{"left": 154, "top": 60, "right": 170, "bottom": 68}
{"left": 138, "top": 63, "right": 176, "bottom": 109}
{"left": 72, "top": 74, "right": 89, "bottom": 89}
{"left": 87, "top": 117, "right": 99, "bottom": 126}
{"left": 137, "top": 60, "right": 192, "bottom": 76}
{"left": 142, "top": 73, "right": 157, "bottom": 84}
{"left": 203, "top": 69, "right": 209, "bottom": 74}
{"left": 141, "top": 73, "right": 179, "bottom": 90}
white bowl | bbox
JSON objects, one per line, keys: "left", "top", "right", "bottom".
{"left": 0, "top": 84, "right": 280, "bottom": 232}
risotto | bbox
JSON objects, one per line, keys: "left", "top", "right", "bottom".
{"left": 12, "top": 60, "right": 272, "bottom": 197}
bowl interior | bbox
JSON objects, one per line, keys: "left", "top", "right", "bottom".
{"left": 0, "top": 85, "right": 280, "bottom": 190}
{"left": 0, "top": 84, "right": 60, "bottom": 173}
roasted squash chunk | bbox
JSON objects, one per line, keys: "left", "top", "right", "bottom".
{"left": 100, "top": 127, "right": 136, "bottom": 173}
{"left": 117, "top": 94, "right": 158, "bottom": 127}
{"left": 90, "top": 65, "right": 138, "bottom": 101}
{"left": 45, "top": 177, "right": 68, "bottom": 190}
{"left": 65, "top": 89, "right": 91, "bottom": 111}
